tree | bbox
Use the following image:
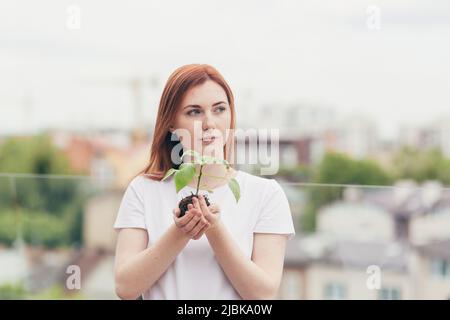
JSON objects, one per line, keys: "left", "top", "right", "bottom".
{"left": 0, "top": 133, "right": 84, "bottom": 247}
{"left": 302, "top": 152, "right": 392, "bottom": 232}
{"left": 391, "top": 147, "right": 450, "bottom": 184}
{"left": 0, "top": 133, "right": 70, "bottom": 175}
{"left": 0, "top": 134, "right": 77, "bottom": 214}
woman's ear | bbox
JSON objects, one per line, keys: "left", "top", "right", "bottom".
{"left": 169, "top": 126, "right": 181, "bottom": 141}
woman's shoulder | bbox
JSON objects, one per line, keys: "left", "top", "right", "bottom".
{"left": 126, "top": 174, "right": 164, "bottom": 192}
{"left": 238, "top": 170, "right": 281, "bottom": 193}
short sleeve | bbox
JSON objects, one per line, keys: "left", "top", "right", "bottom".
{"left": 253, "top": 179, "right": 296, "bottom": 240}
{"left": 113, "top": 177, "right": 147, "bottom": 231}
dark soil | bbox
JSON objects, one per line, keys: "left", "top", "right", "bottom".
{"left": 178, "top": 192, "right": 210, "bottom": 217}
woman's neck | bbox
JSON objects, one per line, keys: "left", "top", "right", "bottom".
{"left": 187, "top": 164, "right": 237, "bottom": 191}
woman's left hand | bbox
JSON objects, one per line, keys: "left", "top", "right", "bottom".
{"left": 192, "top": 195, "right": 221, "bottom": 231}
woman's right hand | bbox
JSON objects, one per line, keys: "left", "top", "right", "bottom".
{"left": 173, "top": 205, "right": 210, "bottom": 240}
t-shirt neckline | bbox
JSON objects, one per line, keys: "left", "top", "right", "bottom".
{"left": 183, "top": 169, "right": 242, "bottom": 193}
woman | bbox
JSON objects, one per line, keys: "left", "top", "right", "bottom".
{"left": 113, "top": 64, "right": 295, "bottom": 300}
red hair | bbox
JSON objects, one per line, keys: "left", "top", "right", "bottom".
{"left": 138, "top": 64, "right": 236, "bottom": 181}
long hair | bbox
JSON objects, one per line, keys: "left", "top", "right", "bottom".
{"left": 138, "top": 64, "right": 236, "bottom": 181}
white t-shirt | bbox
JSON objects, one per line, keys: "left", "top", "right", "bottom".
{"left": 113, "top": 169, "right": 296, "bottom": 300}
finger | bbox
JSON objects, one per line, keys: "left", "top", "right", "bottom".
{"left": 185, "top": 218, "right": 202, "bottom": 238}
{"left": 173, "top": 207, "right": 180, "bottom": 218}
{"left": 198, "top": 195, "right": 210, "bottom": 214}
{"left": 183, "top": 211, "right": 202, "bottom": 232}
{"left": 185, "top": 204, "right": 202, "bottom": 218}
{"left": 176, "top": 206, "right": 195, "bottom": 227}
{"left": 175, "top": 203, "right": 202, "bottom": 227}
{"left": 189, "top": 220, "right": 207, "bottom": 238}
{"left": 174, "top": 213, "right": 190, "bottom": 228}
{"left": 192, "top": 197, "right": 207, "bottom": 217}
{"left": 200, "top": 215, "right": 209, "bottom": 224}
{"left": 193, "top": 223, "right": 210, "bottom": 240}
{"left": 192, "top": 196, "right": 202, "bottom": 212}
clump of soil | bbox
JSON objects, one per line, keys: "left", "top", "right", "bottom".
{"left": 178, "top": 192, "right": 210, "bottom": 217}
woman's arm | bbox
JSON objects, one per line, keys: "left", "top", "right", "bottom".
{"left": 114, "top": 208, "right": 209, "bottom": 300}
{"left": 205, "top": 223, "right": 288, "bottom": 300}
{"left": 114, "top": 224, "right": 188, "bottom": 300}
{"left": 191, "top": 195, "right": 288, "bottom": 300}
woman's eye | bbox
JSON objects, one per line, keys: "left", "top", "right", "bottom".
{"left": 215, "top": 106, "right": 226, "bottom": 113}
{"left": 187, "top": 106, "right": 226, "bottom": 116}
{"left": 187, "top": 109, "right": 201, "bottom": 116}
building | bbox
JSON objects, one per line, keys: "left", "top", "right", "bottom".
{"left": 398, "top": 118, "right": 450, "bottom": 159}
{"left": 279, "top": 235, "right": 450, "bottom": 300}
{"left": 276, "top": 180, "right": 450, "bottom": 300}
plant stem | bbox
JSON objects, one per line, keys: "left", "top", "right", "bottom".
{"left": 196, "top": 164, "right": 204, "bottom": 196}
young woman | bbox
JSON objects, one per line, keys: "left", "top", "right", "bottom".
{"left": 113, "top": 64, "right": 295, "bottom": 300}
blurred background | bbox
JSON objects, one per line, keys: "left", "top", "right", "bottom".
{"left": 1, "top": 0, "right": 450, "bottom": 299}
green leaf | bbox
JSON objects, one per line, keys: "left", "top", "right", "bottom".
{"left": 181, "top": 150, "right": 201, "bottom": 163}
{"left": 174, "top": 163, "right": 196, "bottom": 192}
{"left": 228, "top": 178, "right": 240, "bottom": 202}
{"left": 162, "top": 168, "right": 177, "bottom": 181}
{"left": 180, "top": 162, "right": 193, "bottom": 170}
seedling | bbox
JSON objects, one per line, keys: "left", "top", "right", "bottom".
{"left": 162, "top": 150, "right": 240, "bottom": 217}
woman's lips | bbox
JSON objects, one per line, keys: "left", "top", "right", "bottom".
{"left": 201, "top": 136, "right": 216, "bottom": 144}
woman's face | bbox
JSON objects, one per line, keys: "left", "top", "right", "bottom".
{"left": 170, "top": 80, "right": 231, "bottom": 160}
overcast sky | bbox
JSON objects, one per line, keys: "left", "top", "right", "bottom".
{"left": 1, "top": 0, "right": 450, "bottom": 140}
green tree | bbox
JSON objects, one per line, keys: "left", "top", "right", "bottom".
{"left": 391, "top": 147, "right": 450, "bottom": 184}
{"left": 0, "top": 133, "right": 85, "bottom": 247}
{"left": 0, "top": 134, "right": 78, "bottom": 215}
{"left": 0, "top": 283, "right": 27, "bottom": 300}
{"left": 276, "top": 164, "right": 312, "bottom": 183}
{"left": 302, "top": 152, "right": 392, "bottom": 232}
{"left": 0, "top": 133, "right": 70, "bottom": 175}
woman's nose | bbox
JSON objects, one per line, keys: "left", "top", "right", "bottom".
{"left": 202, "top": 112, "right": 216, "bottom": 130}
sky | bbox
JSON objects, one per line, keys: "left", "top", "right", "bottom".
{"left": 1, "top": 0, "right": 450, "bottom": 140}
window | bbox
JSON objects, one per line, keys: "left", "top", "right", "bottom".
{"left": 430, "top": 259, "right": 450, "bottom": 278}
{"left": 324, "top": 282, "right": 346, "bottom": 300}
{"left": 379, "top": 287, "right": 401, "bottom": 300}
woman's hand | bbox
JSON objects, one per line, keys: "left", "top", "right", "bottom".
{"left": 173, "top": 204, "right": 210, "bottom": 240}
{"left": 192, "top": 195, "right": 221, "bottom": 231}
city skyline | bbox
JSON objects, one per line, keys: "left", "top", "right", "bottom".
{"left": 1, "top": 0, "right": 450, "bottom": 140}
